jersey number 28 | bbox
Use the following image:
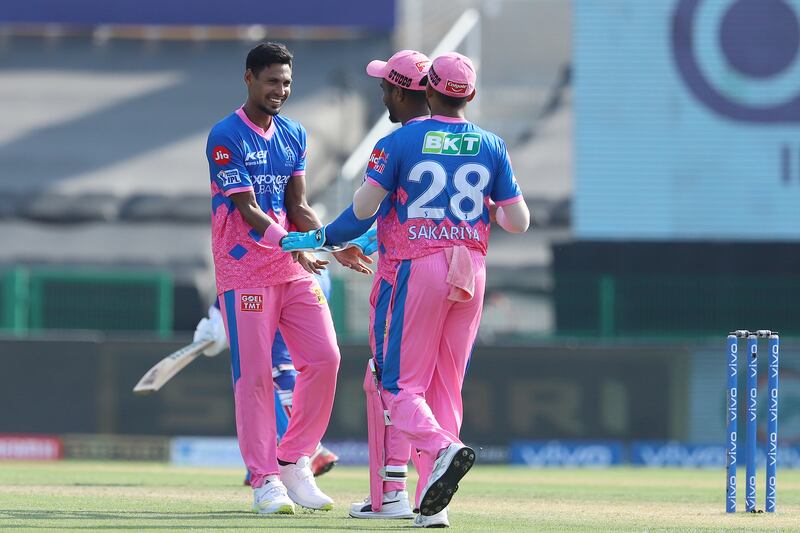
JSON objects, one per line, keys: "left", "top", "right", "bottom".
{"left": 406, "top": 161, "right": 490, "bottom": 222}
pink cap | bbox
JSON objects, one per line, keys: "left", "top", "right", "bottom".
{"left": 428, "top": 52, "right": 476, "bottom": 98}
{"left": 366, "top": 50, "right": 431, "bottom": 91}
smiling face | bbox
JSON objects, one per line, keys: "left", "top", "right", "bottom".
{"left": 246, "top": 63, "right": 292, "bottom": 116}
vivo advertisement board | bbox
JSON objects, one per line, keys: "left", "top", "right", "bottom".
{"left": 574, "top": 0, "right": 800, "bottom": 240}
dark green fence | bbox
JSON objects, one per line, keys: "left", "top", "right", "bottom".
{"left": 1, "top": 268, "right": 173, "bottom": 337}
{"left": 554, "top": 273, "right": 800, "bottom": 338}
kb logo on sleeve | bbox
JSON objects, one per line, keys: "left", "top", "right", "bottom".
{"left": 422, "top": 132, "right": 481, "bottom": 156}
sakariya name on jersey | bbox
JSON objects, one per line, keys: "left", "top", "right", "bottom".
{"left": 407, "top": 224, "right": 481, "bottom": 241}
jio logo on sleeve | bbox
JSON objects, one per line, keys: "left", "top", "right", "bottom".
{"left": 672, "top": 0, "right": 800, "bottom": 122}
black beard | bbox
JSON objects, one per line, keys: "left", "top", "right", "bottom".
{"left": 257, "top": 103, "right": 279, "bottom": 116}
{"left": 388, "top": 112, "right": 399, "bottom": 123}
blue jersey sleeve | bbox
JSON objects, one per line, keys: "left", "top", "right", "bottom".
{"left": 207, "top": 129, "right": 253, "bottom": 196}
{"left": 490, "top": 138, "right": 523, "bottom": 204}
{"left": 364, "top": 136, "right": 396, "bottom": 191}
{"left": 325, "top": 204, "right": 377, "bottom": 245}
{"left": 293, "top": 123, "right": 307, "bottom": 176}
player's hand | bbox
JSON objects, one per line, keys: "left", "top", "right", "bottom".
{"left": 332, "top": 247, "right": 373, "bottom": 275}
{"left": 294, "top": 251, "right": 329, "bottom": 275}
{"left": 281, "top": 226, "right": 326, "bottom": 252}
{"left": 345, "top": 228, "right": 378, "bottom": 256}
{"left": 193, "top": 305, "right": 228, "bottom": 356}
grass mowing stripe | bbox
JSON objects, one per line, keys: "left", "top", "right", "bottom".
{"left": 0, "top": 462, "right": 798, "bottom": 531}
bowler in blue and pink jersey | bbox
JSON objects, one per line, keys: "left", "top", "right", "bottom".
{"left": 206, "top": 42, "right": 371, "bottom": 516}
{"left": 351, "top": 52, "right": 531, "bottom": 521}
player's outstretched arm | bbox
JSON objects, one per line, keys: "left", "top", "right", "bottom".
{"left": 279, "top": 202, "right": 379, "bottom": 252}
{"left": 281, "top": 226, "right": 378, "bottom": 255}
{"left": 495, "top": 200, "right": 530, "bottom": 233}
{"left": 324, "top": 204, "right": 378, "bottom": 245}
{"left": 284, "top": 176, "right": 373, "bottom": 274}
{"left": 353, "top": 181, "right": 389, "bottom": 220}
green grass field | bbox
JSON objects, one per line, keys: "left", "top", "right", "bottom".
{"left": 0, "top": 462, "right": 798, "bottom": 531}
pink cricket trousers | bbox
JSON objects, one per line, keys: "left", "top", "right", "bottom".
{"left": 219, "top": 276, "right": 340, "bottom": 488}
{"left": 381, "top": 249, "right": 486, "bottom": 491}
{"left": 368, "top": 274, "right": 414, "bottom": 495}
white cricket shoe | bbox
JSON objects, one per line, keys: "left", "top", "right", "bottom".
{"left": 413, "top": 508, "right": 449, "bottom": 528}
{"left": 349, "top": 490, "right": 415, "bottom": 519}
{"left": 418, "top": 443, "right": 475, "bottom": 516}
{"left": 280, "top": 456, "right": 334, "bottom": 510}
{"left": 252, "top": 478, "right": 295, "bottom": 515}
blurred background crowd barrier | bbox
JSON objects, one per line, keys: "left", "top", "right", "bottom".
{"left": 1, "top": 0, "right": 799, "bottom": 465}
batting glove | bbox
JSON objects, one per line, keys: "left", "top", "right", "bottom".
{"left": 193, "top": 305, "right": 228, "bottom": 356}
{"left": 346, "top": 228, "right": 378, "bottom": 256}
{"left": 280, "top": 226, "right": 328, "bottom": 252}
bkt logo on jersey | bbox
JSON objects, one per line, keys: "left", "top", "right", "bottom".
{"left": 217, "top": 169, "right": 241, "bottom": 186}
{"left": 422, "top": 132, "right": 481, "bottom": 156}
{"left": 245, "top": 150, "right": 268, "bottom": 166}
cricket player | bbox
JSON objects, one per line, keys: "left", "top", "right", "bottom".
{"left": 281, "top": 50, "right": 434, "bottom": 521}
{"left": 205, "top": 42, "right": 372, "bottom": 516}
{"left": 193, "top": 270, "right": 340, "bottom": 480}
{"left": 350, "top": 52, "right": 530, "bottom": 527}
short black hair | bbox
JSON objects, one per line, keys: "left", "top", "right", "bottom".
{"left": 386, "top": 75, "right": 428, "bottom": 104}
{"left": 404, "top": 88, "right": 429, "bottom": 105}
{"left": 432, "top": 90, "right": 469, "bottom": 109}
{"left": 246, "top": 42, "right": 293, "bottom": 76}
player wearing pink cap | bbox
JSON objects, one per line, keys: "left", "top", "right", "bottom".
{"left": 350, "top": 50, "right": 431, "bottom": 521}
{"left": 277, "top": 49, "right": 432, "bottom": 520}
{"left": 350, "top": 52, "right": 530, "bottom": 528}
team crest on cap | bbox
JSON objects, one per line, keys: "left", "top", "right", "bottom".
{"left": 415, "top": 61, "right": 430, "bottom": 73}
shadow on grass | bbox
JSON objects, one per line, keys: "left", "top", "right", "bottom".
{"left": 0, "top": 509, "right": 412, "bottom": 530}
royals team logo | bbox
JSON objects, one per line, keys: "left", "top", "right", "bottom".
{"left": 241, "top": 294, "right": 263, "bottom": 312}
{"left": 213, "top": 146, "right": 232, "bottom": 165}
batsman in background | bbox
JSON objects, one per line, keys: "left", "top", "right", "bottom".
{"left": 192, "top": 270, "right": 340, "bottom": 479}
{"left": 281, "top": 49, "right": 434, "bottom": 521}
{"left": 351, "top": 52, "right": 530, "bottom": 528}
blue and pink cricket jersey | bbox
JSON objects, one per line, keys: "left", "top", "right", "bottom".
{"left": 206, "top": 108, "right": 339, "bottom": 488}
{"left": 364, "top": 114, "right": 523, "bottom": 467}
{"left": 207, "top": 108, "right": 309, "bottom": 294}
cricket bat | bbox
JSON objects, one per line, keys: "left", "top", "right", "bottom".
{"left": 133, "top": 339, "right": 213, "bottom": 395}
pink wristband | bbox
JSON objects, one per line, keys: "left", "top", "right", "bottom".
{"left": 261, "top": 223, "right": 288, "bottom": 246}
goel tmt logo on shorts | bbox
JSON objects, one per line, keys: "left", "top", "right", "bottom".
{"left": 422, "top": 132, "right": 481, "bottom": 156}
{"left": 241, "top": 294, "right": 263, "bottom": 312}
